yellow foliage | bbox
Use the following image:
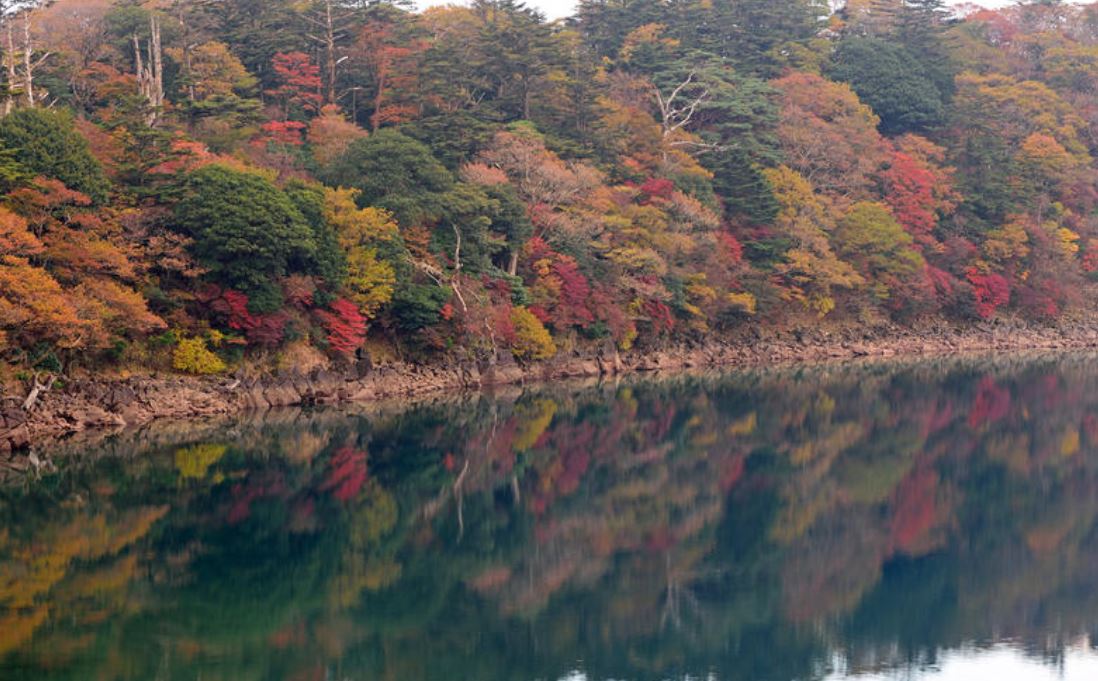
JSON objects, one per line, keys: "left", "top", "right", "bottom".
{"left": 764, "top": 166, "right": 862, "bottom": 314}
{"left": 1056, "top": 226, "right": 1081, "bottom": 258}
{"left": 727, "top": 412, "right": 757, "bottom": 437}
{"left": 345, "top": 248, "right": 396, "bottom": 317}
{"left": 510, "top": 306, "right": 557, "bottom": 361}
{"left": 173, "top": 337, "right": 227, "bottom": 375}
{"left": 810, "top": 294, "right": 836, "bottom": 317}
{"left": 983, "top": 217, "right": 1030, "bottom": 262}
{"left": 175, "top": 443, "right": 228, "bottom": 480}
{"left": 513, "top": 399, "right": 558, "bottom": 452}
{"left": 726, "top": 291, "right": 758, "bottom": 315}
{"left": 606, "top": 245, "right": 668, "bottom": 276}
{"left": 771, "top": 494, "right": 829, "bottom": 544}
{"left": 325, "top": 188, "right": 399, "bottom": 317}
{"left": 1060, "top": 427, "right": 1080, "bottom": 457}
{"left": 618, "top": 325, "right": 638, "bottom": 352}
{"left": 1019, "top": 132, "right": 1077, "bottom": 176}
{"left": 166, "top": 41, "right": 255, "bottom": 100}
{"left": 360, "top": 487, "right": 399, "bottom": 544}
{"left": 620, "top": 23, "right": 679, "bottom": 63}
{"left": 328, "top": 558, "right": 402, "bottom": 610}
{"left": 0, "top": 606, "right": 49, "bottom": 656}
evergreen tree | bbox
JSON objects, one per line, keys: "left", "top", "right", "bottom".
{"left": 173, "top": 165, "right": 318, "bottom": 310}
{"left": 829, "top": 37, "right": 946, "bottom": 135}
{"left": 0, "top": 108, "right": 110, "bottom": 203}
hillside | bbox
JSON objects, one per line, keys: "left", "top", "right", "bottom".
{"left": 1, "top": 0, "right": 1097, "bottom": 389}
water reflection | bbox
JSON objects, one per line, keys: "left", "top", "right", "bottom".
{"left": 4, "top": 354, "right": 1098, "bottom": 680}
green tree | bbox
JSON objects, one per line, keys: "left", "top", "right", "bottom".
{"left": 320, "top": 129, "right": 454, "bottom": 228}
{"left": 685, "top": 0, "right": 831, "bottom": 77}
{"left": 172, "top": 165, "right": 317, "bottom": 311}
{"left": 833, "top": 201, "right": 926, "bottom": 303}
{"left": 828, "top": 37, "right": 946, "bottom": 135}
{"left": 706, "top": 148, "right": 780, "bottom": 226}
{"left": 0, "top": 108, "right": 110, "bottom": 203}
{"left": 283, "top": 180, "right": 348, "bottom": 294}
{"left": 896, "top": 0, "right": 957, "bottom": 99}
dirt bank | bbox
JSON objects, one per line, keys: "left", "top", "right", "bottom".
{"left": 4, "top": 318, "right": 1098, "bottom": 455}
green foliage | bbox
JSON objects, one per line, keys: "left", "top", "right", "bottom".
{"left": 0, "top": 144, "right": 28, "bottom": 193}
{"left": 829, "top": 37, "right": 946, "bottom": 135}
{"left": 172, "top": 165, "right": 317, "bottom": 309}
{"left": 390, "top": 284, "right": 450, "bottom": 331}
{"left": 400, "top": 113, "right": 498, "bottom": 170}
{"left": 706, "top": 148, "right": 779, "bottom": 225}
{"left": 0, "top": 108, "right": 110, "bottom": 202}
{"left": 320, "top": 129, "right": 455, "bottom": 228}
{"left": 834, "top": 202, "right": 925, "bottom": 302}
{"left": 283, "top": 180, "right": 348, "bottom": 294}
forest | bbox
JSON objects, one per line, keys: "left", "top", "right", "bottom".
{"left": 1, "top": 0, "right": 1097, "bottom": 378}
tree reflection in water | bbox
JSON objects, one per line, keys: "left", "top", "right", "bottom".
{"left": 4, "top": 354, "right": 1098, "bottom": 680}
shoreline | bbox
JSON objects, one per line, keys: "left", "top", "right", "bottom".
{"left": 4, "top": 319, "right": 1098, "bottom": 456}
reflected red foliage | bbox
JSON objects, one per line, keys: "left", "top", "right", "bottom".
{"left": 320, "top": 447, "right": 369, "bottom": 502}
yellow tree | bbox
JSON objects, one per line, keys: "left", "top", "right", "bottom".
{"left": 323, "top": 187, "right": 399, "bottom": 319}
{"left": 764, "top": 166, "right": 863, "bottom": 316}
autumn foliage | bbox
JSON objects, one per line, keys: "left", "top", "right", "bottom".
{"left": 3, "top": 0, "right": 1098, "bottom": 377}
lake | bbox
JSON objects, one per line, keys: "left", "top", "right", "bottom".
{"left": 4, "top": 354, "right": 1098, "bottom": 680}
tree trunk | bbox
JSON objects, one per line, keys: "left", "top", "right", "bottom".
{"left": 3, "top": 21, "right": 15, "bottom": 115}
{"left": 135, "top": 15, "right": 164, "bottom": 126}
{"left": 21, "top": 11, "right": 31, "bottom": 106}
{"left": 371, "top": 61, "right": 388, "bottom": 132}
{"left": 324, "top": 0, "right": 336, "bottom": 105}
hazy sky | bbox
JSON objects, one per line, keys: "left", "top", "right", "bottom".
{"left": 413, "top": 0, "right": 1021, "bottom": 21}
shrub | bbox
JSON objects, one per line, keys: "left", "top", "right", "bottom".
{"left": 510, "top": 306, "right": 556, "bottom": 361}
{"left": 316, "top": 298, "right": 367, "bottom": 358}
{"left": 173, "top": 337, "right": 227, "bottom": 375}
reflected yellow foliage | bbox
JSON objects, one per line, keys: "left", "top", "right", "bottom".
{"left": 175, "top": 443, "right": 228, "bottom": 480}
{"left": 1060, "top": 427, "right": 1080, "bottom": 457}
{"left": 727, "top": 412, "right": 757, "bottom": 437}
{"left": 513, "top": 399, "right": 558, "bottom": 452}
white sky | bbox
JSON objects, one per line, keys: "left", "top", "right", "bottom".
{"left": 413, "top": 0, "right": 1023, "bottom": 21}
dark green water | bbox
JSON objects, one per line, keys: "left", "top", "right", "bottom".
{"left": 5, "top": 355, "right": 1098, "bottom": 681}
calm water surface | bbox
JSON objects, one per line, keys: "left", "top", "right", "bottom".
{"left": 5, "top": 355, "right": 1098, "bottom": 680}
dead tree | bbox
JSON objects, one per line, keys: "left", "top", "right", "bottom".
{"left": 652, "top": 71, "right": 724, "bottom": 155}
{"left": 21, "top": 371, "right": 54, "bottom": 411}
{"left": 134, "top": 14, "right": 164, "bottom": 125}
{"left": 0, "top": 1, "right": 52, "bottom": 114}
{"left": 2, "top": 18, "right": 15, "bottom": 115}
{"left": 304, "top": 0, "right": 351, "bottom": 105}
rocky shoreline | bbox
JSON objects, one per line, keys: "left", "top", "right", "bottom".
{"left": 4, "top": 318, "right": 1098, "bottom": 456}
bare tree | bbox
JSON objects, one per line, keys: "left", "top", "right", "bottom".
{"left": 0, "top": 3, "right": 52, "bottom": 111}
{"left": 21, "top": 9, "right": 43, "bottom": 106}
{"left": 303, "top": 0, "right": 352, "bottom": 105}
{"left": 134, "top": 14, "right": 164, "bottom": 125}
{"left": 652, "top": 71, "right": 725, "bottom": 154}
{"left": 3, "top": 16, "right": 16, "bottom": 115}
